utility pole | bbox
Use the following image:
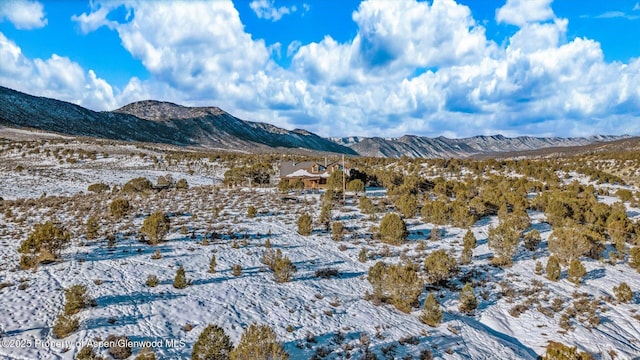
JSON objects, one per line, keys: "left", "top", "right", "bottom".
{"left": 342, "top": 154, "right": 346, "bottom": 204}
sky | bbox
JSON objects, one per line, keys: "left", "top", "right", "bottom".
{"left": 1, "top": 0, "right": 639, "bottom": 139}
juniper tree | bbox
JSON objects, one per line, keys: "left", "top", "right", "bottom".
{"left": 487, "top": 221, "right": 520, "bottom": 266}
{"left": 276, "top": 179, "right": 290, "bottom": 193}
{"left": 156, "top": 174, "right": 173, "bottom": 187}
{"left": 247, "top": 206, "right": 257, "bottom": 218}
{"left": 323, "top": 188, "right": 334, "bottom": 204}
{"left": 535, "top": 261, "right": 543, "bottom": 275}
{"left": 546, "top": 256, "right": 561, "bottom": 281}
{"left": 567, "top": 259, "right": 586, "bottom": 285}
{"left": 359, "top": 248, "right": 368, "bottom": 263}
{"left": 460, "top": 230, "right": 476, "bottom": 264}
{"left": 192, "top": 324, "right": 233, "bottom": 360}
{"left": 396, "top": 193, "right": 418, "bottom": 218}
{"left": 232, "top": 264, "right": 242, "bottom": 277}
{"left": 231, "top": 324, "right": 289, "bottom": 360}
{"left": 430, "top": 227, "right": 442, "bottom": 242}
{"left": 64, "top": 284, "right": 91, "bottom": 315}
{"left": 421, "top": 200, "right": 450, "bottom": 226}
{"left": 173, "top": 266, "right": 188, "bottom": 289}
{"left": 451, "top": 202, "right": 475, "bottom": 228}
{"left": 613, "top": 282, "right": 633, "bottom": 303}
{"left": 615, "top": 189, "right": 634, "bottom": 202}
{"left": 460, "top": 248, "right": 472, "bottom": 265}
{"left": 523, "top": 229, "right": 541, "bottom": 251}
{"left": 347, "top": 179, "right": 365, "bottom": 196}
{"left": 175, "top": 178, "right": 189, "bottom": 189}
{"left": 318, "top": 204, "right": 332, "bottom": 231}
{"left": 541, "top": 341, "right": 592, "bottom": 360}
{"left": 630, "top": 247, "right": 640, "bottom": 272}
{"left": 326, "top": 170, "right": 345, "bottom": 191}
{"left": 420, "top": 293, "right": 443, "bottom": 327}
{"left": 52, "top": 314, "right": 79, "bottom": 339}
{"left": 137, "top": 346, "right": 157, "bottom": 360}
{"left": 76, "top": 345, "right": 99, "bottom": 360}
{"left": 509, "top": 208, "right": 531, "bottom": 233}
{"left": 606, "top": 203, "right": 633, "bottom": 253}
{"left": 379, "top": 213, "right": 408, "bottom": 245}
{"left": 273, "top": 253, "right": 297, "bottom": 283}
{"left": 297, "top": 213, "right": 312, "bottom": 236}
{"left": 367, "top": 261, "right": 423, "bottom": 313}
{"left": 122, "top": 177, "right": 153, "bottom": 193}
{"left": 387, "top": 261, "right": 423, "bottom": 313}
{"left": 146, "top": 274, "right": 159, "bottom": 287}
{"left": 87, "top": 182, "right": 109, "bottom": 193}
{"left": 106, "top": 335, "right": 132, "bottom": 359}
{"left": 359, "top": 196, "right": 376, "bottom": 214}
{"left": 548, "top": 226, "right": 594, "bottom": 264}
{"left": 459, "top": 283, "right": 477, "bottom": 314}
{"left": 368, "top": 262, "right": 387, "bottom": 299}
{"left": 331, "top": 221, "right": 344, "bottom": 241}
{"left": 110, "top": 198, "right": 130, "bottom": 218}
{"left": 463, "top": 230, "right": 477, "bottom": 250}
{"left": 141, "top": 212, "right": 171, "bottom": 245}
{"left": 85, "top": 216, "right": 100, "bottom": 240}
{"left": 18, "top": 221, "right": 71, "bottom": 269}
{"left": 423, "top": 249, "right": 457, "bottom": 285}
{"left": 261, "top": 248, "right": 277, "bottom": 270}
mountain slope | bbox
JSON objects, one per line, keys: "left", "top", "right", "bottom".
{"left": 0, "top": 86, "right": 356, "bottom": 155}
{"left": 473, "top": 135, "right": 640, "bottom": 159}
{"left": 114, "top": 100, "right": 354, "bottom": 153}
{"left": 0, "top": 86, "right": 191, "bottom": 145}
{"left": 332, "top": 134, "right": 628, "bottom": 158}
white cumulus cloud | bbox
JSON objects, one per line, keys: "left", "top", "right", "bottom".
{"left": 496, "top": 0, "right": 555, "bottom": 27}
{"left": 0, "top": 0, "right": 47, "bottom": 29}
{"left": 2, "top": 0, "right": 640, "bottom": 139}
{"left": 0, "top": 32, "right": 117, "bottom": 110}
{"left": 250, "top": 0, "right": 296, "bottom": 21}
{"left": 111, "top": 1, "right": 276, "bottom": 114}
{"left": 71, "top": 2, "right": 122, "bottom": 34}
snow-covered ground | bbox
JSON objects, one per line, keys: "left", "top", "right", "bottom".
{"left": 0, "top": 140, "right": 225, "bottom": 200}
{"left": 0, "top": 139, "right": 639, "bottom": 359}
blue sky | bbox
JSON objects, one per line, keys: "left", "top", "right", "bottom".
{"left": 1, "top": 0, "right": 639, "bottom": 138}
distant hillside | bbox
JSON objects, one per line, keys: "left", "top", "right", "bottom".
{"left": 331, "top": 134, "right": 629, "bottom": 158}
{"left": 0, "top": 86, "right": 356, "bottom": 155}
{"left": 0, "top": 85, "right": 628, "bottom": 158}
{"left": 0, "top": 86, "right": 190, "bottom": 145}
{"left": 473, "top": 136, "right": 640, "bottom": 159}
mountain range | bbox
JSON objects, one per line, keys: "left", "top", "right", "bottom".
{"left": 330, "top": 134, "right": 627, "bottom": 158}
{"left": 0, "top": 86, "right": 630, "bottom": 158}
{"left": 0, "top": 86, "right": 354, "bottom": 155}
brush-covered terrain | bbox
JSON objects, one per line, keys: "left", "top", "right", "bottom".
{"left": 0, "top": 133, "right": 639, "bottom": 360}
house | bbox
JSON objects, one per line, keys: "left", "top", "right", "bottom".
{"left": 279, "top": 160, "right": 348, "bottom": 189}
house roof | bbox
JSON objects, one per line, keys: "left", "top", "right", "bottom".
{"left": 285, "top": 169, "right": 331, "bottom": 178}
{"left": 279, "top": 160, "right": 348, "bottom": 178}
{"left": 280, "top": 161, "right": 321, "bottom": 177}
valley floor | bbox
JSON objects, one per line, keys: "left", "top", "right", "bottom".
{"left": 0, "top": 138, "right": 639, "bottom": 359}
